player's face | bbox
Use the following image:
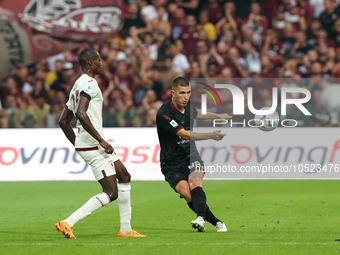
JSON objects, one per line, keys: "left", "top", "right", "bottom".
{"left": 91, "top": 54, "right": 103, "bottom": 75}
{"left": 172, "top": 85, "right": 191, "bottom": 107}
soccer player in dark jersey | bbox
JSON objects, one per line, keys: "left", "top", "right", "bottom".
{"left": 156, "top": 76, "right": 231, "bottom": 232}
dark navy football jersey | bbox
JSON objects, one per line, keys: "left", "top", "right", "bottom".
{"left": 156, "top": 99, "right": 199, "bottom": 166}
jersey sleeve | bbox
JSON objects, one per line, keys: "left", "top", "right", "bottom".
{"left": 80, "top": 79, "right": 99, "bottom": 100}
{"left": 157, "top": 111, "right": 184, "bottom": 135}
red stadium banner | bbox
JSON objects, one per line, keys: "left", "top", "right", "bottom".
{"left": 0, "top": 0, "right": 124, "bottom": 75}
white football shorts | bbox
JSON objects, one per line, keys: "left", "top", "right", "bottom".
{"left": 77, "top": 147, "right": 120, "bottom": 181}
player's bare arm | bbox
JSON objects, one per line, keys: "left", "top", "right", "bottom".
{"left": 58, "top": 107, "right": 76, "bottom": 146}
{"left": 76, "top": 96, "right": 114, "bottom": 154}
{"left": 176, "top": 129, "right": 225, "bottom": 141}
{"left": 195, "top": 109, "right": 232, "bottom": 120}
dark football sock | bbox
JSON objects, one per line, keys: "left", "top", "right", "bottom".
{"left": 187, "top": 201, "right": 196, "bottom": 213}
{"left": 191, "top": 187, "right": 206, "bottom": 218}
{"left": 204, "top": 204, "right": 220, "bottom": 226}
{"left": 188, "top": 201, "right": 221, "bottom": 226}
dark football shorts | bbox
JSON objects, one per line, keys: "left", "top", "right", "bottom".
{"left": 161, "top": 154, "right": 204, "bottom": 190}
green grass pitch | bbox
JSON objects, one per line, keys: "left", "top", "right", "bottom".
{"left": 1, "top": 180, "right": 340, "bottom": 255}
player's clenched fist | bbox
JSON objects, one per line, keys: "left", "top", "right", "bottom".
{"left": 100, "top": 140, "right": 114, "bottom": 154}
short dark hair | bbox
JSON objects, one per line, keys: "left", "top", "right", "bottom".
{"left": 171, "top": 76, "right": 190, "bottom": 90}
{"left": 78, "top": 48, "right": 98, "bottom": 68}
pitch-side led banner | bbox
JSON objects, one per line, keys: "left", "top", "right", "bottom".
{"left": 0, "top": 128, "right": 162, "bottom": 181}
{"left": 0, "top": 0, "right": 123, "bottom": 75}
{"left": 0, "top": 128, "right": 340, "bottom": 181}
{"left": 194, "top": 127, "right": 340, "bottom": 179}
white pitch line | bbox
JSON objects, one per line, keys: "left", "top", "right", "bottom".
{"left": 0, "top": 242, "right": 339, "bottom": 246}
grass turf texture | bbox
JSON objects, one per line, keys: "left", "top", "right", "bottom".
{"left": 0, "top": 180, "right": 340, "bottom": 255}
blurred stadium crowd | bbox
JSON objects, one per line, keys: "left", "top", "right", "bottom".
{"left": 1, "top": 0, "right": 340, "bottom": 128}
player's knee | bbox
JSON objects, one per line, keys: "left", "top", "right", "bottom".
{"left": 106, "top": 190, "right": 118, "bottom": 202}
{"left": 189, "top": 179, "right": 202, "bottom": 190}
{"left": 120, "top": 172, "right": 131, "bottom": 183}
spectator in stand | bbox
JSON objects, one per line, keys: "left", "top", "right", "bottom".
{"left": 161, "top": 55, "right": 178, "bottom": 92}
{"left": 278, "top": 23, "right": 297, "bottom": 56}
{"left": 197, "top": 10, "right": 217, "bottom": 42}
{"left": 296, "top": 54, "right": 312, "bottom": 78}
{"left": 272, "top": 0, "right": 307, "bottom": 37}
{"left": 25, "top": 94, "right": 50, "bottom": 128}
{"left": 199, "top": 44, "right": 224, "bottom": 77}
{"left": 313, "top": 29, "right": 336, "bottom": 50}
{"left": 290, "top": 30, "right": 313, "bottom": 59}
{"left": 50, "top": 62, "right": 75, "bottom": 96}
{"left": 307, "top": 49, "right": 320, "bottom": 65}
{"left": 308, "top": 62, "right": 330, "bottom": 90}
{"left": 171, "top": 7, "right": 187, "bottom": 40}
{"left": 261, "top": 29, "right": 284, "bottom": 65}
{"left": 179, "top": 15, "right": 199, "bottom": 55}
{"left": 307, "top": 18, "right": 322, "bottom": 45}
{"left": 190, "top": 39, "right": 209, "bottom": 63}
{"left": 141, "top": 89, "right": 158, "bottom": 110}
{"left": 204, "top": 0, "right": 223, "bottom": 25}
{"left": 175, "top": 39, "right": 185, "bottom": 55}
{"left": 318, "top": 0, "right": 339, "bottom": 36}
{"left": 241, "top": 14, "right": 266, "bottom": 52}
{"left": 215, "top": 3, "right": 239, "bottom": 40}
{"left": 243, "top": 2, "right": 269, "bottom": 31}
{"left": 324, "top": 47, "right": 337, "bottom": 77}
{"left": 297, "top": 0, "right": 314, "bottom": 24}
{"left": 260, "top": 0, "right": 281, "bottom": 26}
{"left": 138, "top": 0, "right": 159, "bottom": 23}
{"left": 5, "top": 95, "right": 25, "bottom": 128}
{"left": 169, "top": 42, "right": 190, "bottom": 75}
{"left": 31, "top": 79, "right": 50, "bottom": 102}
{"left": 143, "top": 108, "right": 157, "bottom": 127}
{"left": 104, "top": 98, "right": 129, "bottom": 127}
{"left": 332, "top": 17, "right": 340, "bottom": 47}
{"left": 45, "top": 60, "right": 63, "bottom": 91}
{"left": 260, "top": 55, "right": 277, "bottom": 78}
{"left": 140, "top": 65, "right": 164, "bottom": 100}
{"left": 174, "top": 0, "right": 200, "bottom": 17}
{"left": 241, "top": 41, "right": 262, "bottom": 74}
{"left": 222, "top": 47, "right": 248, "bottom": 78}
{"left": 150, "top": 8, "right": 172, "bottom": 38}
{"left": 113, "top": 61, "right": 134, "bottom": 93}
{"left": 130, "top": 28, "right": 158, "bottom": 61}
{"left": 0, "top": 76, "right": 23, "bottom": 107}
{"left": 0, "top": 109, "right": 8, "bottom": 128}
{"left": 46, "top": 98, "right": 64, "bottom": 128}
{"left": 153, "top": 0, "right": 169, "bottom": 21}
{"left": 122, "top": 3, "right": 146, "bottom": 33}
{"left": 190, "top": 61, "right": 203, "bottom": 78}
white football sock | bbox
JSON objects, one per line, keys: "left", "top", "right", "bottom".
{"left": 117, "top": 183, "right": 132, "bottom": 233}
{"left": 65, "top": 192, "right": 110, "bottom": 227}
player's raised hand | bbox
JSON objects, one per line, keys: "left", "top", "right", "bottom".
{"left": 211, "top": 130, "right": 226, "bottom": 141}
{"left": 100, "top": 140, "right": 114, "bottom": 154}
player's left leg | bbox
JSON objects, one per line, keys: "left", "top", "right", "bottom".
{"left": 114, "top": 160, "right": 146, "bottom": 237}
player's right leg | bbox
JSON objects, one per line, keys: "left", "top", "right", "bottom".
{"left": 55, "top": 149, "right": 117, "bottom": 239}
{"left": 55, "top": 175, "right": 116, "bottom": 239}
